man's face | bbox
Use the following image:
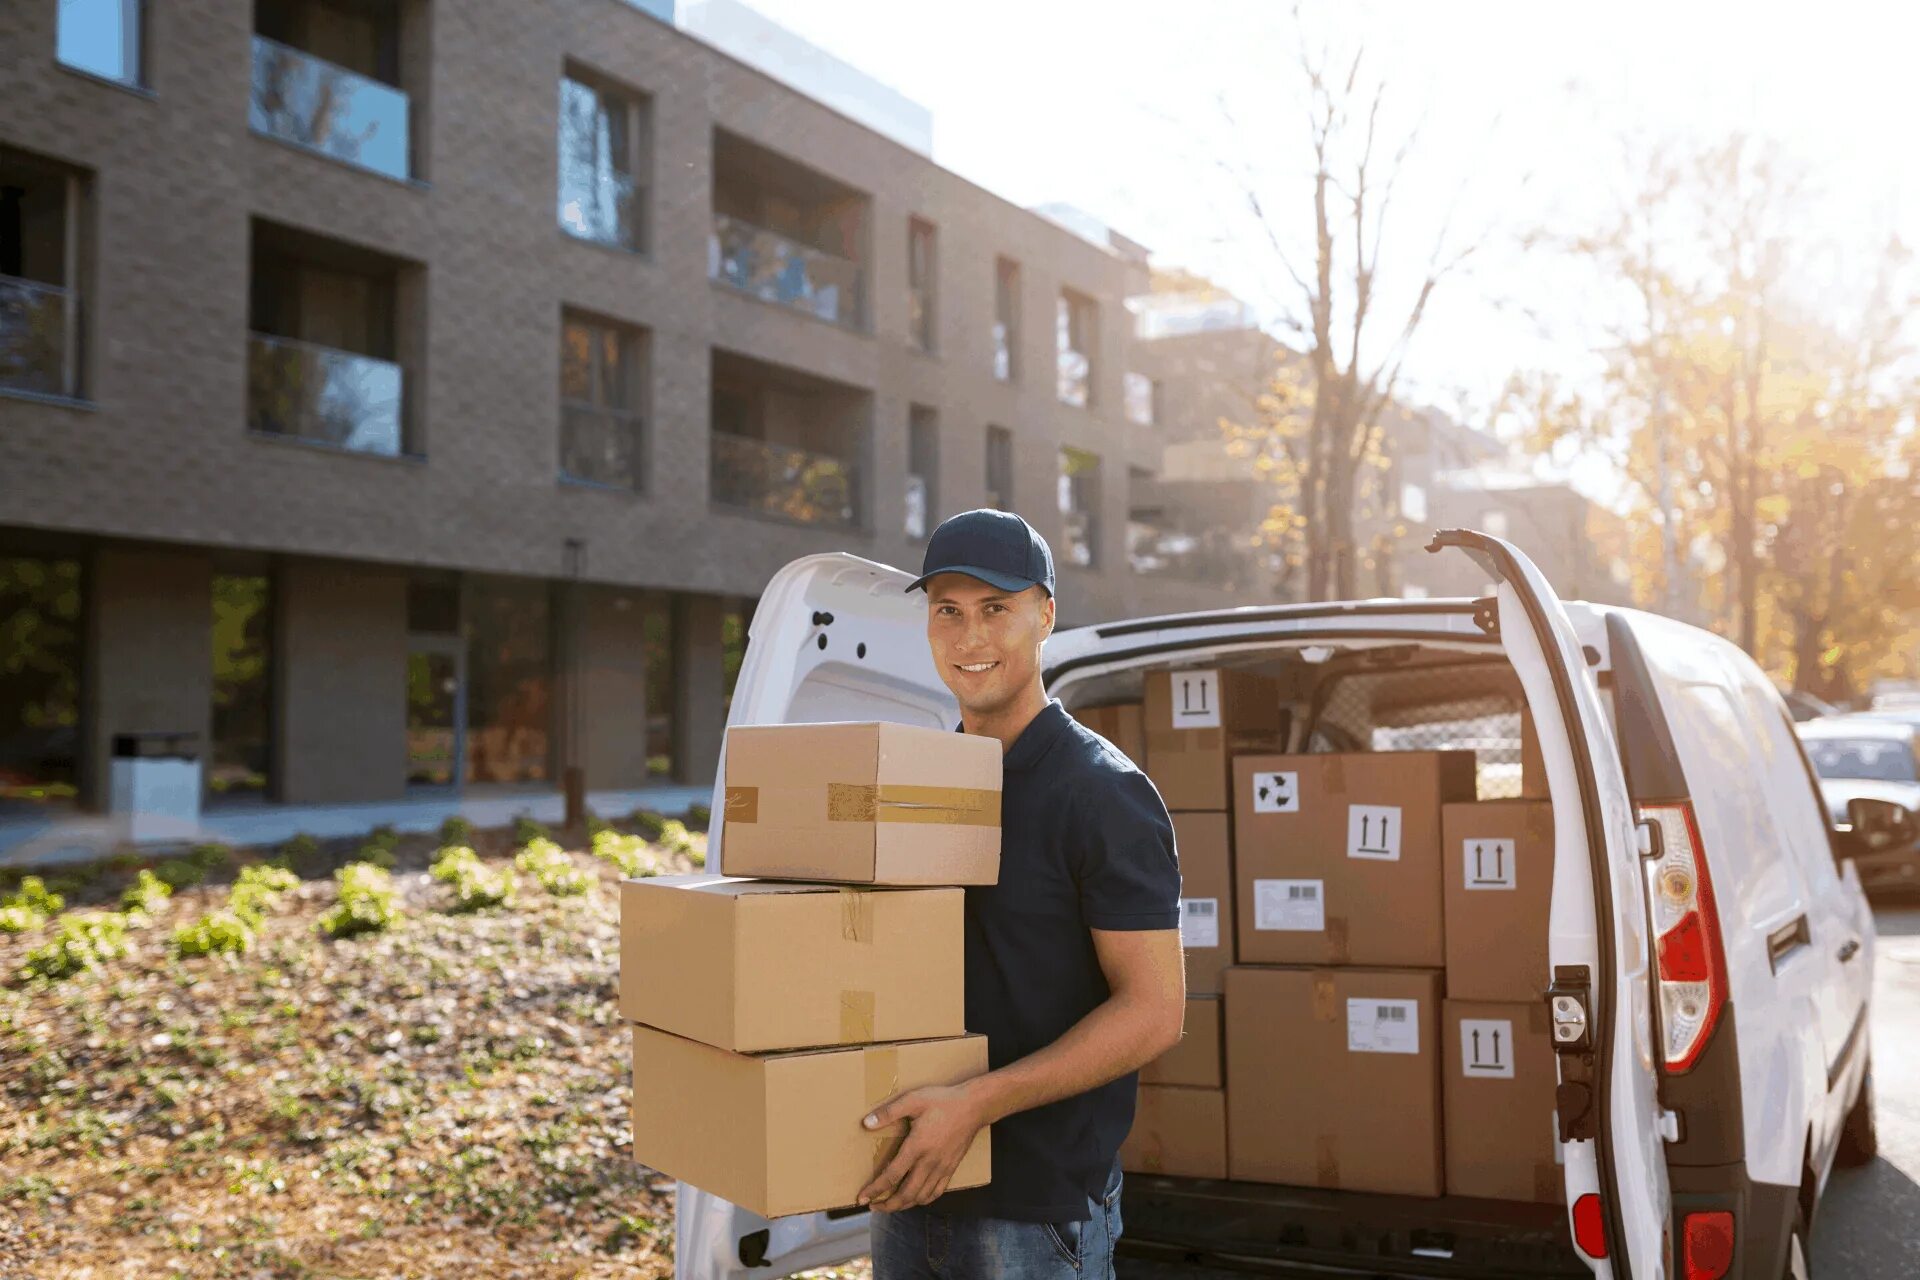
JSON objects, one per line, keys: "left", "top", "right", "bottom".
{"left": 925, "top": 574, "right": 1055, "bottom": 717}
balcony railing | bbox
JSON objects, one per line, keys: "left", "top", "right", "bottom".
{"left": 0, "top": 274, "right": 73, "bottom": 398}
{"left": 559, "top": 163, "right": 642, "bottom": 251}
{"left": 711, "top": 430, "right": 860, "bottom": 528}
{"left": 1128, "top": 522, "right": 1263, "bottom": 588}
{"left": 247, "top": 333, "right": 404, "bottom": 457}
{"left": 249, "top": 34, "right": 410, "bottom": 180}
{"left": 709, "top": 214, "right": 863, "bottom": 329}
{"left": 561, "top": 403, "right": 644, "bottom": 489}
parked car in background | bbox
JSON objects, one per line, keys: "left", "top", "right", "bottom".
{"left": 1798, "top": 715, "right": 1920, "bottom": 895}
{"left": 1780, "top": 687, "right": 1842, "bottom": 723}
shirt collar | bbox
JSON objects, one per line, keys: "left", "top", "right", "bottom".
{"left": 1001, "top": 699, "right": 1072, "bottom": 772}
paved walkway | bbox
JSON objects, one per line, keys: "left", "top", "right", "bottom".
{"left": 0, "top": 783, "right": 714, "bottom": 868}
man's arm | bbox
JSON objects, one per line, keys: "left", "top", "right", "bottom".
{"left": 856, "top": 926, "right": 1186, "bottom": 1210}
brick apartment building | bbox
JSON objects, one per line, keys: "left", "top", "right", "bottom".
{"left": 0, "top": 0, "right": 1247, "bottom": 827}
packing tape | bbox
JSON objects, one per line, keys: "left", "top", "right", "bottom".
{"left": 723, "top": 786, "right": 759, "bottom": 823}
{"left": 828, "top": 783, "right": 878, "bottom": 822}
{"left": 840, "top": 989, "right": 876, "bottom": 1043}
{"left": 823, "top": 783, "right": 1002, "bottom": 826}
{"left": 1315, "top": 1135, "right": 1341, "bottom": 1188}
{"left": 1327, "top": 917, "right": 1351, "bottom": 964}
{"left": 864, "top": 1045, "right": 901, "bottom": 1111}
{"left": 1535, "top": 1162, "right": 1563, "bottom": 1204}
{"left": 1312, "top": 975, "right": 1338, "bottom": 1022}
{"left": 839, "top": 889, "right": 874, "bottom": 943}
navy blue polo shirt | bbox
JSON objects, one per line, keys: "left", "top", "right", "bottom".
{"left": 935, "top": 699, "right": 1181, "bottom": 1223}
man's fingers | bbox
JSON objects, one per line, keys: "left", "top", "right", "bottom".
{"left": 862, "top": 1089, "right": 926, "bottom": 1132}
{"left": 857, "top": 1144, "right": 919, "bottom": 1207}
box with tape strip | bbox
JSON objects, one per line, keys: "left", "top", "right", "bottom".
{"left": 1224, "top": 965, "right": 1444, "bottom": 1196}
{"left": 630, "top": 1024, "right": 991, "bottom": 1219}
{"left": 721, "top": 722, "right": 1002, "bottom": 885}
{"left": 1121, "top": 1085, "right": 1227, "bottom": 1179}
{"left": 1144, "top": 669, "right": 1286, "bottom": 811}
{"left": 1231, "top": 751, "right": 1475, "bottom": 968}
{"left": 1442, "top": 800, "right": 1555, "bottom": 1003}
{"left": 1172, "top": 812, "right": 1234, "bottom": 995}
{"left": 1443, "top": 999, "right": 1565, "bottom": 1203}
{"left": 1072, "top": 702, "right": 1147, "bottom": 770}
{"left": 619, "top": 875, "right": 964, "bottom": 1052}
{"left": 1141, "top": 995, "right": 1222, "bottom": 1087}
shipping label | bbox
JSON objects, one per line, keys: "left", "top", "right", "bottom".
{"left": 1179, "top": 897, "right": 1220, "bottom": 949}
{"left": 1253, "top": 878, "right": 1324, "bottom": 932}
{"left": 1250, "top": 770, "right": 1300, "bottom": 814}
{"left": 1463, "top": 837, "right": 1517, "bottom": 890}
{"left": 1168, "top": 670, "right": 1222, "bottom": 730}
{"left": 1346, "top": 998, "right": 1420, "bottom": 1054}
{"left": 1346, "top": 804, "right": 1403, "bottom": 861}
{"left": 1459, "top": 1017, "right": 1516, "bottom": 1078}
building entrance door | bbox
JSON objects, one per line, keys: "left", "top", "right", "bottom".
{"left": 406, "top": 637, "right": 464, "bottom": 788}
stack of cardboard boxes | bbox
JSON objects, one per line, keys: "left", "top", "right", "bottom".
{"left": 620, "top": 722, "right": 1001, "bottom": 1218}
{"left": 1094, "top": 671, "right": 1564, "bottom": 1204}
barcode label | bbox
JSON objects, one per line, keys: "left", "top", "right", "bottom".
{"left": 1179, "top": 897, "right": 1221, "bottom": 949}
{"left": 1254, "top": 879, "right": 1324, "bottom": 932}
{"left": 1347, "top": 999, "right": 1421, "bottom": 1054}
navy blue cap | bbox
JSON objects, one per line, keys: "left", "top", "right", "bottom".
{"left": 905, "top": 508, "right": 1056, "bottom": 597}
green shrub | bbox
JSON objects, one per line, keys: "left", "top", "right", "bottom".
{"left": 628, "top": 810, "right": 668, "bottom": 841}
{"left": 684, "top": 802, "right": 712, "bottom": 831}
{"left": 21, "top": 911, "right": 130, "bottom": 980}
{"left": 357, "top": 840, "right": 397, "bottom": 872}
{"left": 514, "top": 838, "right": 592, "bottom": 897}
{"left": 155, "top": 859, "right": 205, "bottom": 892}
{"left": 430, "top": 846, "right": 516, "bottom": 912}
{"left": 439, "top": 815, "right": 474, "bottom": 847}
{"left": 686, "top": 843, "right": 707, "bottom": 869}
{"left": 318, "top": 863, "right": 400, "bottom": 938}
{"left": 104, "top": 850, "right": 147, "bottom": 875}
{"left": 513, "top": 814, "right": 550, "bottom": 847}
{"left": 584, "top": 809, "right": 612, "bottom": 837}
{"left": 43, "top": 873, "right": 87, "bottom": 901}
{"left": 229, "top": 864, "right": 300, "bottom": 924}
{"left": 188, "top": 843, "right": 235, "bottom": 874}
{"left": 0, "top": 876, "right": 64, "bottom": 931}
{"left": 658, "top": 819, "right": 694, "bottom": 856}
{"left": 120, "top": 869, "right": 173, "bottom": 918}
{"left": 590, "top": 829, "right": 656, "bottom": 878}
{"left": 279, "top": 833, "right": 325, "bottom": 877}
{"left": 171, "top": 909, "right": 256, "bottom": 958}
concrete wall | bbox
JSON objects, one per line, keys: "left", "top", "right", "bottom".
{"left": 83, "top": 543, "right": 212, "bottom": 808}
{"left": 275, "top": 557, "right": 408, "bottom": 804}
{"left": 578, "top": 585, "right": 651, "bottom": 790}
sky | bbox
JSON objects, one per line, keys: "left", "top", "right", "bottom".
{"left": 739, "top": 0, "right": 1920, "bottom": 491}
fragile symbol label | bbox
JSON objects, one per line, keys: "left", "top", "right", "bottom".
{"left": 1347, "top": 999, "right": 1420, "bottom": 1054}
{"left": 1169, "top": 670, "right": 1222, "bottom": 730}
{"left": 1460, "top": 1018, "right": 1515, "bottom": 1078}
{"left": 1253, "top": 879, "right": 1324, "bottom": 932}
{"left": 1347, "top": 805, "right": 1402, "bottom": 861}
{"left": 1251, "top": 770, "right": 1300, "bottom": 814}
{"left": 1463, "top": 837, "right": 1517, "bottom": 890}
{"left": 1179, "top": 897, "right": 1220, "bottom": 949}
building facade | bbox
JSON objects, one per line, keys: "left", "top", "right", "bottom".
{"left": 0, "top": 0, "right": 1235, "bottom": 823}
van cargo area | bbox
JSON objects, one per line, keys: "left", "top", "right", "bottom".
{"left": 1060, "top": 637, "right": 1588, "bottom": 1278}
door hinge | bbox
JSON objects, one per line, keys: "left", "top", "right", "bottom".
{"left": 1548, "top": 966, "right": 1600, "bottom": 1143}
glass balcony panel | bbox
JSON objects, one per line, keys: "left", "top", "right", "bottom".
{"left": 561, "top": 403, "right": 644, "bottom": 489}
{"left": 248, "top": 333, "right": 404, "bottom": 456}
{"left": 250, "top": 35, "right": 410, "bottom": 180}
{"left": 0, "top": 274, "right": 72, "bottom": 398}
{"left": 710, "top": 430, "right": 860, "bottom": 528}
{"left": 709, "top": 214, "right": 863, "bottom": 329}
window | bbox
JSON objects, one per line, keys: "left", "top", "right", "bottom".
{"left": 1123, "top": 371, "right": 1157, "bottom": 426}
{"left": 1059, "top": 447, "right": 1101, "bottom": 567}
{"left": 58, "top": 0, "right": 144, "bottom": 87}
{"left": 1400, "top": 482, "right": 1428, "bottom": 523}
{"left": 1, "top": 147, "right": 89, "bottom": 401}
{"left": 1483, "top": 509, "right": 1509, "bottom": 537}
{"left": 993, "top": 257, "right": 1020, "bottom": 381}
{"left": 560, "top": 312, "right": 645, "bottom": 489}
{"left": 907, "top": 405, "right": 939, "bottom": 538}
{"left": 986, "top": 425, "right": 1013, "bottom": 511}
{"left": 558, "top": 70, "right": 647, "bottom": 252}
{"left": 252, "top": 0, "right": 413, "bottom": 180}
{"left": 1057, "top": 289, "right": 1097, "bottom": 407}
{"left": 1403, "top": 584, "right": 1430, "bottom": 600}
{"left": 907, "top": 218, "right": 936, "bottom": 352}
{"left": 209, "top": 573, "right": 273, "bottom": 801}
{"left": 644, "top": 599, "right": 674, "bottom": 778}
{"left": 465, "top": 577, "right": 553, "bottom": 784}
{"left": 0, "top": 553, "right": 82, "bottom": 809}
{"left": 721, "top": 598, "right": 755, "bottom": 717}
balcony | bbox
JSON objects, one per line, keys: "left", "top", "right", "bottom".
{"left": 711, "top": 430, "right": 860, "bottom": 528}
{"left": 249, "top": 34, "right": 411, "bottom": 181}
{"left": 561, "top": 404, "right": 645, "bottom": 489}
{"left": 247, "top": 333, "right": 404, "bottom": 456}
{"left": 0, "top": 274, "right": 74, "bottom": 399}
{"left": 710, "top": 214, "right": 863, "bottom": 329}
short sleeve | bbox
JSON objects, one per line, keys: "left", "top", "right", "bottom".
{"left": 1072, "top": 766, "right": 1182, "bottom": 931}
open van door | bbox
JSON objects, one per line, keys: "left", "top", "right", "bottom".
{"left": 1430, "top": 531, "right": 1670, "bottom": 1278}
{"left": 676, "top": 552, "right": 952, "bottom": 1280}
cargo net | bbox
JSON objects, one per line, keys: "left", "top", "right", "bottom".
{"left": 1303, "top": 659, "right": 1527, "bottom": 799}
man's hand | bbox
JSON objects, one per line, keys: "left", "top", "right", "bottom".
{"left": 856, "top": 1082, "right": 985, "bottom": 1211}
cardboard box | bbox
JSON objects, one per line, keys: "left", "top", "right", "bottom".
{"left": 1442, "top": 801, "right": 1555, "bottom": 1003}
{"left": 1121, "top": 1086, "right": 1227, "bottom": 1179}
{"left": 1173, "top": 812, "right": 1234, "bottom": 995}
{"left": 1225, "top": 966, "right": 1444, "bottom": 1196}
{"left": 721, "top": 722, "right": 1001, "bottom": 884}
{"left": 1144, "top": 669, "right": 1285, "bottom": 811}
{"left": 1141, "top": 995, "right": 1222, "bottom": 1087}
{"left": 1073, "top": 702, "right": 1146, "bottom": 770}
{"left": 1520, "top": 705, "right": 1549, "bottom": 799}
{"left": 1232, "top": 751, "right": 1476, "bottom": 968}
{"left": 1444, "top": 1000, "right": 1565, "bottom": 1203}
{"left": 630, "top": 1025, "right": 991, "bottom": 1219}
{"left": 619, "top": 875, "right": 964, "bottom": 1052}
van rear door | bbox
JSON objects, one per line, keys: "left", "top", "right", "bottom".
{"left": 676, "top": 552, "right": 954, "bottom": 1280}
{"left": 1431, "top": 531, "right": 1669, "bottom": 1278}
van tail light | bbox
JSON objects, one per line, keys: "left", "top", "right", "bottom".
{"left": 1638, "top": 802, "right": 1728, "bottom": 1073}
{"left": 1682, "top": 1210, "right": 1735, "bottom": 1279}
{"left": 1571, "top": 1193, "right": 1608, "bottom": 1259}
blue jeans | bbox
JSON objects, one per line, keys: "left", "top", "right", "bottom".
{"left": 870, "top": 1170, "right": 1123, "bottom": 1280}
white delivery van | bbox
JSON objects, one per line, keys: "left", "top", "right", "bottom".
{"left": 675, "top": 533, "right": 1878, "bottom": 1280}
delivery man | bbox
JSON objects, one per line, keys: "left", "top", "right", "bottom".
{"left": 859, "top": 508, "right": 1187, "bottom": 1279}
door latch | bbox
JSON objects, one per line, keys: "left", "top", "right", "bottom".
{"left": 1547, "top": 966, "right": 1599, "bottom": 1142}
